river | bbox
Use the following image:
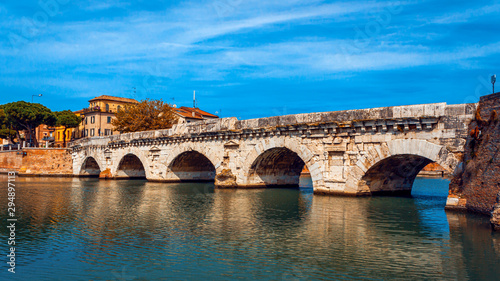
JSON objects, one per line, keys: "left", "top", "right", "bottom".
{"left": 0, "top": 175, "right": 499, "bottom": 280}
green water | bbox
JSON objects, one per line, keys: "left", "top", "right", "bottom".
{"left": 0, "top": 176, "right": 499, "bottom": 280}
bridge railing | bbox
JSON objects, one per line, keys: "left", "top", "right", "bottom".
{"left": 69, "top": 102, "right": 476, "bottom": 148}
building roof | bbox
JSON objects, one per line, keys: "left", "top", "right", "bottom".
{"left": 88, "top": 95, "right": 138, "bottom": 104}
{"left": 179, "top": 107, "right": 219, "bottom": 118}
{"left": 173, "top": 108, "right": 204, "bottom": 120}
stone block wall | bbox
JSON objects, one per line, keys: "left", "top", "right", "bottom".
{"left": 0, "top": 149, "right": 73, "bottom": 176}
{"left": 448, "top": 92, "right": 500, "bottom": 230}
{"left": 0, "top": 151, "right": 23, "bottom": 173}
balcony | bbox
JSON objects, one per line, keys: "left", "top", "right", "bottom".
{"left": 82, "top": 106, "right": 114, "bottom": 114}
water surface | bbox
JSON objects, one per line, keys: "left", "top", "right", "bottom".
{"left": 0, "top": 176, "right": 499, "bottom": 280}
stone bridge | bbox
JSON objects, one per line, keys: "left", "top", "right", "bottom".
{"left": 70, "top": 102, "right": 476, "bottom": 197}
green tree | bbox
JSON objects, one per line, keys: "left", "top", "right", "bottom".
{"left": 0, "top": 107, "right": 5, "bottom": 124}
{"left": 0, "top": 108, "right": 17, "bottom": 144}
{"left": 56, "top": 110, "right": 81, "bottom": 147}
{"left": 3, "top": 101, "right": 57, "bottom": 147}
{"left": 112, "top": 99, "right": 178, "bottom": 133}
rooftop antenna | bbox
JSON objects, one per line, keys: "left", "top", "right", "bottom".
{"left": 193, "top": 90, "right": 196, "bottom": 108}
{"left": 492, "top": 75, "right": 496, "bottom": 94}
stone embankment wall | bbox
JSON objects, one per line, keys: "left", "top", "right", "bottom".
{"left": 0, "top": 149, "right": 73, "bottom": 176}
{"left": 418, "top": 162, "right": 448, "bottom": 177}
{"left": 448, "top": 92, "right": 500, "bottom": 230}
{"left": 0, "top": 151, "right": 23, "bottom": 172}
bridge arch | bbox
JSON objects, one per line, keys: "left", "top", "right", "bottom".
{"left": 241, "top": 138, "right": 323, "bottom": 189}
{"left": 115, "top": 153, "right": 147, "bottom": 179}
{"left": 164, "top": 144, "right": 221, "bottom": 182}
{"left": 80, "top": 156, "right": 102, "bottom": 177}
{"left": 345, "top": 139, "right": 459, "bottom": 195}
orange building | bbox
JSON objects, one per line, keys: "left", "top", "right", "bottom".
{"left": 35, "top": 125, "right": 55, "bottom": 147}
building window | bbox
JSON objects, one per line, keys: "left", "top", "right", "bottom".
{"left": 85, "top": 129, "right": 88, "bottom": 137}
{"left": 107, "top": 116, "right": 111, "bottom": 123}
{"left": 98, "top": 129, "right": 101, "bottom": 136}
{"left": 117, "top": 105, "right": 121, "bottom": 112}
{"left": 90, "top": 129, "right": 95, "bottom": 136}
{"left": 105, "top": 104, "right": 109, "bottom": 112}
{"left": 85, "top": 117, "right": 88, "bottom": 125}
{"left": 105, "top": 129, "right": 111, "bottom": 136}
{"left": 91, "top": 116, "right": 95, "bottom": 124}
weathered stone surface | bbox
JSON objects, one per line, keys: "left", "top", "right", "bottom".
{"left": 99, "top": 168, "right": 112, "bottom": 179}
{"left": 70, "top": 101, "right": 475, "bottom": 197}
{"left": 449, "top": 92, "right": 500, "bottom": 230}
{"left": 0, "top": 151, "right": 22, "bottom": 172}
{"left": 215, "top": 169, "right": 237, "bottom": 188}
{"left": 0, "top": 149, "right": 73, "bottom": 176}
{"left": 491, "top": 192, "right": 500, "bottom": 231}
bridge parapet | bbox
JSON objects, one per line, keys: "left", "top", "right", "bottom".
{"left": 70, "top": 102, "right": 475, "bottom": 149}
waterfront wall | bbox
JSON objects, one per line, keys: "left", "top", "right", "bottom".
{"left": 0, "top": 151, "right": 23, "bottom": 172}
{"left": 418, "top": 162, "right": 448, "bottom": 177}
{"left": 0, "top": 149, "right": 73, "bottom": 176}
{"left": 448, "top": 92, "right": 500, "bottom": 230}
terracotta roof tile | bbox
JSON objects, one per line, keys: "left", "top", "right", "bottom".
{"left": 173, "top": 108, "right": 204, "bottom": 119}
{"left": 88, "top": 95, "right": 138, "bottom": 103}
{"left": 179, "top": 106, "right": 219, "bottom": 118}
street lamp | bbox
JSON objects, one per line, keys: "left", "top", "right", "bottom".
{"left": 32, "top": 94, "right": 43, "bottom": 103}
{"left": 492, "top": 75, "right": 497, "bottom": 94}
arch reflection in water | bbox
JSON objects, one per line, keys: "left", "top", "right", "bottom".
{"left": 0, "top": 176, "right": 499, "bottom": 280}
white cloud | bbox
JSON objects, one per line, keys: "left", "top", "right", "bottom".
{"left": 1, "top": 0, "right": 499, "bottom": 89}
{"left": 431, "top": 3, "right": 500, "bottom": 24}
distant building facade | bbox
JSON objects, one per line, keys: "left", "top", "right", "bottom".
{"left": 35, "top": 125, "right": 55, "bottom": 147}
{"left": 33, "top": 96, "right": 218, "bottom": 146}
{"left": 77, "top": 95, "right": 138, "bottom": 138}
{"left": 36, "top": 110, "right": 83, "bottom": 147}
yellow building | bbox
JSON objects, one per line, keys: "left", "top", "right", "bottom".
{"left": 78, "top": 95, "right": 138, "bottom": 138}
{"left": 54, "top": 127, "right": 72, "bottom": 147}
{"left": 36, "top": 110, "right": 83, "bottom": 147}
{"left": 52, "top": 110, "right": 85, "bottom": 147}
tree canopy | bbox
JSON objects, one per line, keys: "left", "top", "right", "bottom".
{"left": 56, "top": 110, "right": 82, "bottom": 147}
{"left": 112, "top": 99, "right": 178, "bottom": 133}
{"left": 2, "top": 101, "right": 57, "bottom": 146}
{"left": 0, "top": 107, "right": 16, "bottom": 142}
{"left": 0, "top": 107, "right": 5, "bottom": 125}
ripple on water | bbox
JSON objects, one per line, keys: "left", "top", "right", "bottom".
{"left": 0, "top": 175, "right": 499, "bottom": 280}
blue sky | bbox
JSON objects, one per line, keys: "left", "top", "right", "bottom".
{"left": 0, "top": 0, "right": 499, "bottom": 119}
